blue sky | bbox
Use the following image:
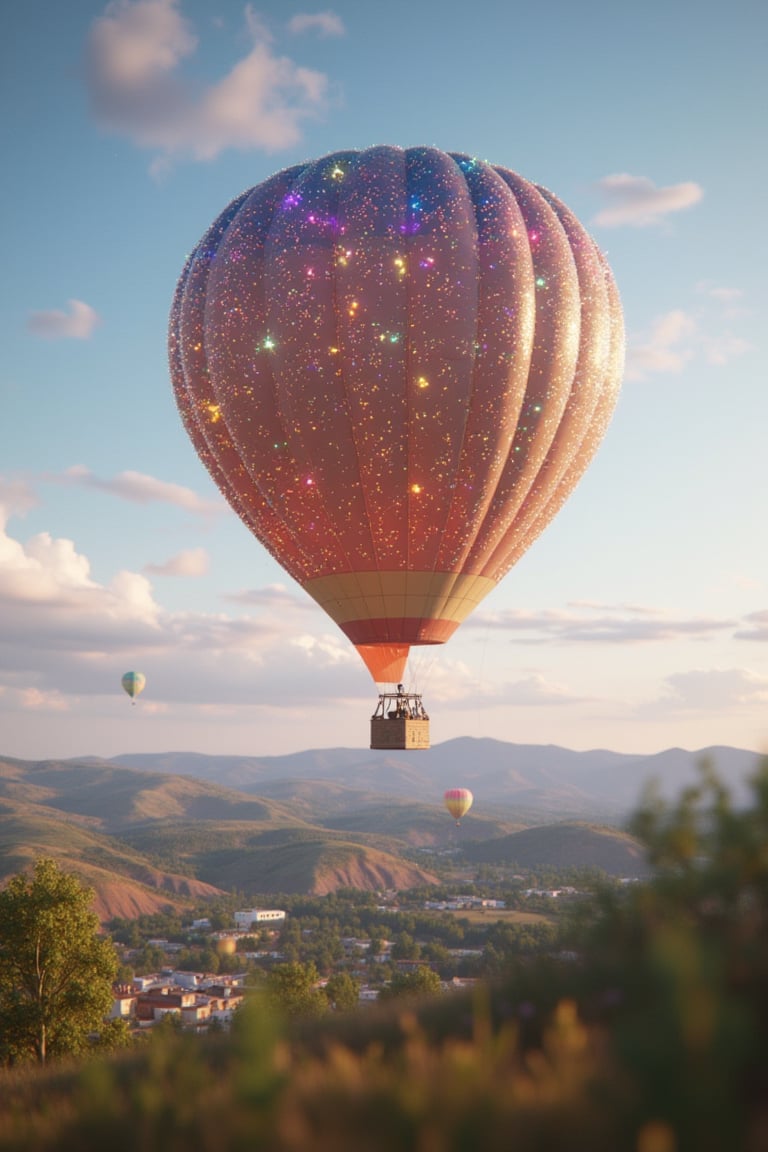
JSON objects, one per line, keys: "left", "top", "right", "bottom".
{"left": 1, "top": 0, "right": 767, "bottom": 761}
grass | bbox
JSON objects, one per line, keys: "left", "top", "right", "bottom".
{"left": 448, "top": 908, "right": 555, "bottom": 926}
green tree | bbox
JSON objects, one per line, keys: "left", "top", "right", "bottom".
{"left": 325, "top": 971, "right": 360, "bottom": 1012}
{"left": 391, "top": 931, "right": 420, "bottom": 960}
{"left": 381, "top": 965, "right": 442, "bottom": 1000}
{"left": 95, "top": 1016, "right": 133, "bottom": 1052}
{"left": 264, "top": 961, "right": 327, "bottom": 1020}
{"left": 133, "top": 945, "right": 167, "bottom": 975}
{"left": 0, "top": 858, "right": 118, "bottom": 1065}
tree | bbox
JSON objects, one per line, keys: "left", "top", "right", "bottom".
{"left": 0, "top": 858, "right": 118, "bottom": 1065}
{"left": 264, "top": 962, "right": 327, "bottom": 1020}
{"left": 325, "top": 972, "right": 360, "bottom": 1012}
{"left": 95, "top": 1016, "right": 133, "bottom": 1052}
{"left": 381, "top": 966, "right": 442, "bottom": 1000}
{"left": 391, "top": 932, "right": 420, "bottom": 961}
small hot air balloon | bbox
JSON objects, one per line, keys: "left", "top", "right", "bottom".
{"left": 170, "top": 147, "right": 624, "bottom": 746}
{"left": 121, "top": 671, "right": 146, "bottom": 705}
{"left": 444, "top": 788, "right": 473, "bottom": 825}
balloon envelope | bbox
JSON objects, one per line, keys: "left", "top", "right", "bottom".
{"left": 170, "top": 147, "right": 624, "bottom": 683}
{"left": 444, "top": 788, "right": 473, "bottom": 822}
{"left": 121, "top": 672, "right": 146, "bottom": 700}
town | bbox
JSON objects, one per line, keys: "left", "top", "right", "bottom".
{"left": 104, "top": 877, "right": 610, "bottom": 1032}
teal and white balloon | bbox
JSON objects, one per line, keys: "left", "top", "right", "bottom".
{"left": 121, "top": 671, "right": 146, "bottom": 704}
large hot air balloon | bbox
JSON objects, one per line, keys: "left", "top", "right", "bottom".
{"left": 121, "top": 671, "right": 146, "bottom": 704}
{"left": 169, "top": 146, "right": 624, "bottom": 726}
{"left": 444, "top": 788, "right": 473, "bottom": 825}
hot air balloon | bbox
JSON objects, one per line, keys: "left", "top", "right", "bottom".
{"left": 169, "top": 147, "right": 624, "bottom": 748}
{"left": 444, "top": 788, "right": 473, "bottom": 825}
{"left": 121, "top": 671, "right": 146, "bottom": 705}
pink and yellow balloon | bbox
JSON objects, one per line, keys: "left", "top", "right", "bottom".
{"left": 444, "top": 788, "right": 474, "bottom": 825}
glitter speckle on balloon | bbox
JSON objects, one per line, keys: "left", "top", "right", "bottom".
{"left": 169, "top": 146, "right": 624, "bottom": 685}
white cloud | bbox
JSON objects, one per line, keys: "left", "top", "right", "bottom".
{"left": 466, "top": 603, "right": 734, "bottom": 645}
{"left": 625, "top": 310, "right": 697, "bottom": 381}
{"left": 0, "top": 508, "right": 161, "bottom": 643}
{"left": 56, "top": 466, "right": 223, "bottom": 516}
{"left": 397, "top": 657, "right": 587, "bottom": 711}
{"left": 657, "top": 668, "right": 768, "bottom": 711}
{"left": 26, "top": 299, "right": 101, "bottom": 340}
{"left": 695, "top": 281, "right": 744, "bottom": 303}
{"left": 498, "top": 671, "right": 585, "bottom": 707}
{"left": 0, "top": 508, "right": 366, "bottom": 711}
{"left": 0, "top": 479, "right": 39, "bottom": 518}
{"left": 225, "top": 582, "right": 311, "bottom": 609}
{"left": 736, "top": 611, "right": 768, "bottom": 642}
{"left": 626, "top": 293, "right": 752, "bottom": 380}
{"left": 291, "top": 632, "right": 358, "bottom": 666}
{"left": 702, "top": 333, "right": 752, "bottom": 367}
{"left": 288, "top": 11, "right": 346, "bottom": 37}
{"left": 85, "top": 0, "right": 332, "bottom": 162}
{"left": 18, "top": 688, "right": 70, "bottom": 713}
{"left": 89, "top": 0, "right": 196, "bottom": 86}
{"left": 592, "top": 173, "right": 703, "bottom": 228}
{"left": 145, "top": 547, "right": 209, "bottom": 576}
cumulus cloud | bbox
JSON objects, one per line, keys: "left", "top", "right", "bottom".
{"left": 0, "top": 507, "right": 161, "bottom": 647}
{"left": 56, "top": 466, "right": 223, "bottom": 516}
{"left": 85, "top": 0, "right": 332, "bottom": 163}
{"left": 291, "top": 632, "right": 357, "bottom": 666}
{"left": 288, "top": 11, "right": 346, "bottom": 37}
{"left": 145, "top": 547, "right": 209, "bottom": 576}
{"left": 592, "top": 173, "right": 703, "bottom": 228}
{"left": 466, "top": 603, "right": 734, "bottom": 645}
{"left": 0, "top": 478, "right": 39, "bottom": 518}
{"left": 225, "top": 582, "right": 311, "bottom": 609}
{"left": 0, "top": 507, "right": 367, "bottom": 714}
{"left": 400, "top": 658, "right": 587, "bottom": 712}
{"left": 696, "top": 281, "right": 744, "bottom": 304}
{"left": 736, "top": 610, "right": 768, "bottom": 642}
{"left": 657, "top": 668, "right": 768, "bottom": 711}
{"left": 26, "top": 299, "right": 101, "bottom": 340}
{"left": 497, "top": 672, "right": 586, "bottom": 707}
{"left": 18, "top": 688, "right": 70, "bottom": 713}
{"left": 701, "top": 332, "right": 752, "bottom": 367}
{"left": 626, "top": 289, "right": 751, "bottom": 381}
{"left": 625, "top": 310, "right": 698, "bottom": 381}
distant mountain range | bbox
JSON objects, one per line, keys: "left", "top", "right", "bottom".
{"left": 0, "top": 739, "right": 762, "bottom": 921}
{"left": 111, "top": 737, "right": 764, "bottom": 820}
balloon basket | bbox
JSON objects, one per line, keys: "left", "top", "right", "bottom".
{"left": 370, "top": 689, "right": 430, "bottom": 751}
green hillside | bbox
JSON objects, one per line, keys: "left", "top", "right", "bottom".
{"left": 0, "top": 758, "right": 440, "bottom": 913}
{"left": 0, "top": 796, "right": 224, "bottom": 920}
{"left": 0, "top": 757, "right": 298, "bottom": 830}
{"left": 462, "top": 821, "right": 650, "bottom": 876}
{"left": 0, "top": 756, "right": 651, "bottom": 917}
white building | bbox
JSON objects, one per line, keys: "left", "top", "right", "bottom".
{"left": 234, "top": 908, "right": 286, "bottom": 930}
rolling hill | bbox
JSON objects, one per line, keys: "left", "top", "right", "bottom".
{"left": 0, "top": 757, "right": 442, "bottom": 918}
{"left": 461, "top": 822, "right": 651, "bottom": 877}
{"left": 1, "top": 737, "right": 762, "bottom": 920}
{"left": 0, "top": 794, "right": 225, "bottom": 920}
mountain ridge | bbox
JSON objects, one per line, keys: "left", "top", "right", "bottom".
{"left": 107, "top": 737, "right": 764, "bottom": 816}
{"left": 1, "top": 738, "right": 762, "bottom": 920}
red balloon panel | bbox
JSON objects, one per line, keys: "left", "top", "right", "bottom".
{"left": 170, "top": 147, "right": 624, "bottom": 654}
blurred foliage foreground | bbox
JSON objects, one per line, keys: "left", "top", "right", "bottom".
{"left": 2, "top": 762, "right": 768, "bottom": 1152}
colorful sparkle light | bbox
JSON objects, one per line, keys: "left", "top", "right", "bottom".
{"left": 170, "top": 146, "right": 625, "bottom": 685}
